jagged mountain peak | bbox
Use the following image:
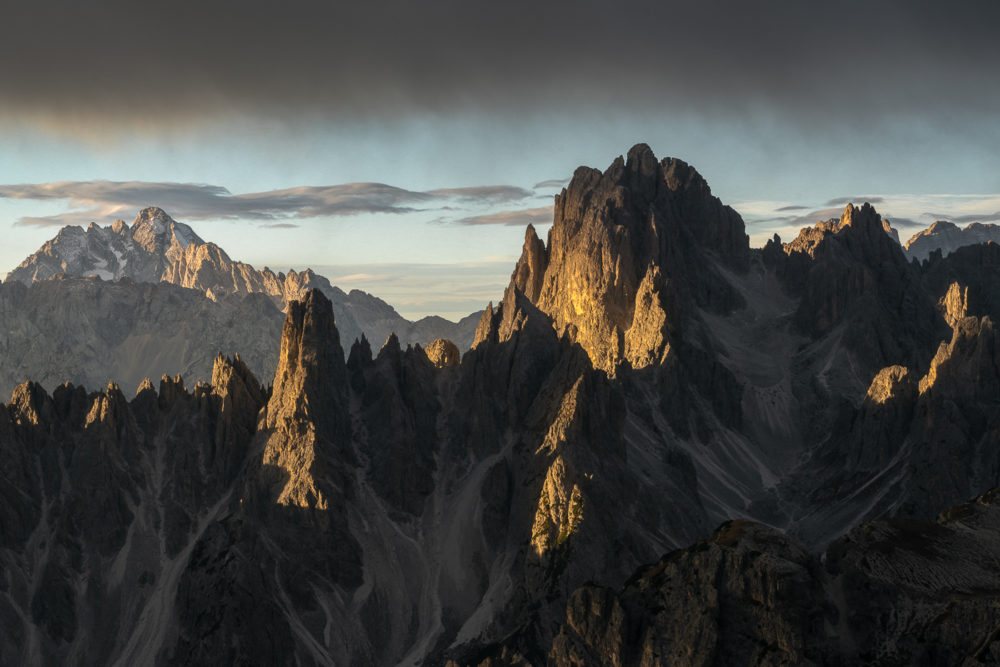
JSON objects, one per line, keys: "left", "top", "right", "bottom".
{"left": 840, "top": 201, "right": 878, "bottom": 228}
{"left": 131, "top": 205, "right": 173, "bottom": 232}
{"left": 130, "top": 206, "right": 202, "bottom": 253}
{"left": 509, "top": 144, "right": 747, "bottom": 371}
{"left": 923, "top": 219, "right": 960, "bottom": 236}
{"left": 784, "top": 201, "right": 902, "bottom": 261}
{"left": 882, "top": 219, "right": 901, "bottom": 245}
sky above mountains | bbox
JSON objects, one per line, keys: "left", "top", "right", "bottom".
{"left": 1, "top": 0, "right": 998, "bottom": 318}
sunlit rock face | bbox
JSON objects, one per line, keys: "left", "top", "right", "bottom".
{"left": 424, "top": 337, "right": 461, "bottom": 368}
{"left": 7, "top": 146, "right": 1000, "bottom": 665}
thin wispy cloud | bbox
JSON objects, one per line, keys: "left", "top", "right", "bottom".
{"left": 334, "top": 273, "right": 393, "bottom": 283}
{"left": 426, "top": 186, "right": 532, "bottom": 202}
{"left": 0, "top": 179, "right": 536, "bottom": 227}
{"left": 930, "top": 211, "right": 1000, "bottom": 224}
{"left": 533, "top": 179, "right": 569, "bottom": 189}
{"left": 453, "top": 206, "right": 553, "bottom": 227}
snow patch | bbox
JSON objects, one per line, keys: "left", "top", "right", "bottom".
{"left": 171, "top": 224, "right": 194, "bottom": 249}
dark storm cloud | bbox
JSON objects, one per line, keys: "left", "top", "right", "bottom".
{"left": 1, "top": 1, "right": 997, "bottom": 130}
{"left": 0, "top": 180, "right": 535, "bottom": 226}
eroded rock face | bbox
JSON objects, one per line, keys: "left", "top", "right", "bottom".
{"left": 0, "top": 354, "right": 268, "bottom": 666}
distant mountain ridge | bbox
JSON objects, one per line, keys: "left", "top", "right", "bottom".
{"left": 904, "top": 219, "right": 1000, "bottom": 262}
{"left": 5, "top": 206, "right": 481, "bottom": 350}
{"left": 785, "top": 213, "right": 1000, "bottom": 264}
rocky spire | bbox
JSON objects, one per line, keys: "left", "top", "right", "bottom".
{"left": 256, "top": 289, "right": 353, "bottom": 531}
{"left": 511, "top": 224, "right": 548, "bottom": 303}
{"left": 266, "top": 289, "right": 346, "bottom": 431}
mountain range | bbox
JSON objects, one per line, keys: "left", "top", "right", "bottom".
{"left": 904, "top": 219, "right": 1000, "bottom": 262}
{"left": 2, "top": 145, "right": 1000, "bottom": 665}
{"left": 0, "top": 208, "right": 480, "bottom": 396}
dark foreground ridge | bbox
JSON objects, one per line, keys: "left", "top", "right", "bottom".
{"left": 3, "top": 145, "right": 1000, "bottom": 665}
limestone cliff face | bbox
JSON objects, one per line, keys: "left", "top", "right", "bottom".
{"left": 549, "top": 521, "right": 829, "bottom": 667}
